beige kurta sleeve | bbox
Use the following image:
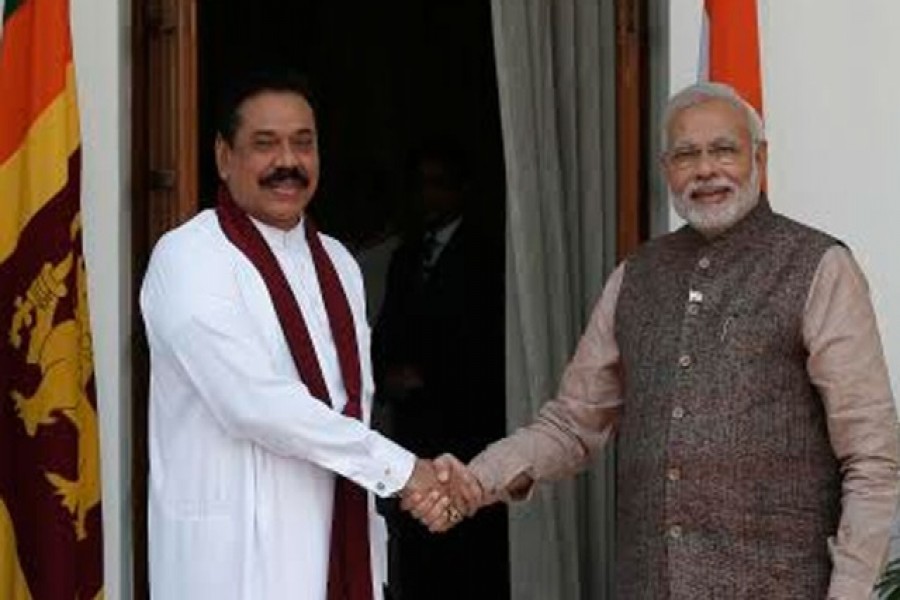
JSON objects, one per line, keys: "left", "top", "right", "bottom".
{"left": 803, "top": 246, "right": 900, "bottom": 600}
{"left": 468, "top": 264, "right": 625, "bottom": 501}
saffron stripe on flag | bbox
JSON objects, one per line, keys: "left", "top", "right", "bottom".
{"left": 0, "top": 0, "right": 72, "bottom": 163}
{"left": 0, "top": 64, "right": 79, "bottom": 265}
{"left": 703, "top": 0, "right": 763, "bottom": 115}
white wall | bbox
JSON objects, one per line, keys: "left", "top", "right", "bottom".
{"left": 668, "top": 0, "right": 900, "bottom": 403}
{"left": 72, "top": 0, "right": 132, "bottom": 597}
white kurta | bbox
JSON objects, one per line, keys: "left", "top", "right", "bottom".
{"left": 140, "top": 210, "right": 416, "bottom": 600}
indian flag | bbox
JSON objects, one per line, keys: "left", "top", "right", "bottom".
{"left": 701, "top": 0, "right": 764, "bottom": 115}
{"left": 0, "top": 0, "right": 104, "bottom": 598}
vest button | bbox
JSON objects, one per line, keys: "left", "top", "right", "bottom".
{"left": 698, "top": 257, "right": 711, "bottom": 269}
{"left": 687, "top": 303, "right": 700, "bottom": 316}
{"left": 667, "top": 525, "right": 683, "bottom": 539}
{"left": 666, "top": 467, "right": 681, "bottom": 481}
{"left": 672, "top": 406, "right": 685, "bottom": 419}
{"left": 678, "top": 354, "right": 692, "bottom": 368}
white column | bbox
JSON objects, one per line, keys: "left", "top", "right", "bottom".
{"left": 72, "top": 0, "right": 133, "bottom": 596}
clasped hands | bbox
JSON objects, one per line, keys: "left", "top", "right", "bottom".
{"left": 400, "top": 454, "right": 484, "bottom": 533}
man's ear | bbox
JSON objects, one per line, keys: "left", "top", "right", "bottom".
{"left": 755, "top": 139, "right": 768, "bottom": 183}
{"left": 215, "top": 134, "right": 230, "bottom": 180}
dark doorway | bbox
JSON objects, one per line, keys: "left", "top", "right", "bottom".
{"left": 196, "top": 1, "right": 506, "bottom": 245}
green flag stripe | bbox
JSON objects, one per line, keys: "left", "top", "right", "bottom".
{"left": 3, "top": 0, "right": 28, "bottom": 24}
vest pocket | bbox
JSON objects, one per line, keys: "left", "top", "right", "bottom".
{"left": 721, "top": 306, "right": 793, "bottom": 357}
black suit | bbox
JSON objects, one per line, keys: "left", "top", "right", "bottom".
{"left": 373, "top": 217, "right": 508, "bottom": 600}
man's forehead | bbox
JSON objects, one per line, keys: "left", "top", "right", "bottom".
{"left": 669, "top": 133, "right": 740, "bottom": 149}
{"left": 247, "top": 123, "right": 316, "bottom": 136}
{"left": 668, "top": 100, "right": 749, "bottom": 141}
{"left": 238, "top": 92, "right": 315, "bottom": 124}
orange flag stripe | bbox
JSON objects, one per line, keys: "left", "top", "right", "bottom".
{"left": 705, "top": 0, "right": 763, "bottom": 115}
{"left": 0, "top": 64, "right": 79, "bottom": 264}
{"left": 0, "top": 0, "right": 72, "bottom": 165}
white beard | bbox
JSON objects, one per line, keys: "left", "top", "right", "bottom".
{"left": 670, "top": 163, "right": 761, "bottom": 237}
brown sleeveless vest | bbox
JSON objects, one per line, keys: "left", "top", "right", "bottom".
{"left": 614, "top": 198, "right": 841, "bottom": 599}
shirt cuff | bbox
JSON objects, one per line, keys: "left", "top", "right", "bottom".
{"left": 362, "top": 434, "right": 417, "bottom": 498}
{"left": 469, "top": 440, "right": 536, "bottom": 503}
{"left": 827, "top": 574, "right": 875, "bottom": 600}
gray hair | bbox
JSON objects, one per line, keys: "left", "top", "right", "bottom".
{"left": 661, "top": 82, "right": 765, "bottom": 150}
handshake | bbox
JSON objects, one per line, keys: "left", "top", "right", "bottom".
{"left": 399, "top": 454, "right": 488, "bottom": 533}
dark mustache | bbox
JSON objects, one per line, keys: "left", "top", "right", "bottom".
{"left": 259, "top": 167, "right": 310, "bottom": 188}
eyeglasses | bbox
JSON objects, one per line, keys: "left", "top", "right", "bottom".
{"left": 663, "top": 141, "right": 747, "bottom": 171}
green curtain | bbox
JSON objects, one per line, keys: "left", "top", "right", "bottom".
{"left": 491, "top": 0, "right": 618, "bottom": 597}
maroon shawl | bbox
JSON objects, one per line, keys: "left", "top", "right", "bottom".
{"left": 216, "top": 187, "right": 372, "bottom": 600}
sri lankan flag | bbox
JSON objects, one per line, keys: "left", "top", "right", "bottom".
{"left": 0, "top": 0, "right": 104, "bottom": 598}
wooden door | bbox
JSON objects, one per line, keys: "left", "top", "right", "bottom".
{"left": 131, "top": 0, "right": 198, "bottom": 596}
{"left": 616, "top": 0, "right": 650, "bottom": 259}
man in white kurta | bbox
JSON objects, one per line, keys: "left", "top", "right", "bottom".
{"left": 139, "top": 69, "right": 463, "bottom": 600}
{"left": 142, "top": 210, "right": 417, "bottom": 599}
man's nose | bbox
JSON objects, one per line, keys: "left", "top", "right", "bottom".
{"left": 693, "top": 150, "right": 717, "bottom": 178}
{"left": 275, "top": 140, "right": 299, "bottom": 166}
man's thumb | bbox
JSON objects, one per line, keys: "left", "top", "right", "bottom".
{"left": 434, "top": 454, "right": 453, "bottom": 483}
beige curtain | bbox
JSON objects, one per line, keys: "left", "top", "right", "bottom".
{"left": 491, "top": 0, "right": 618, "bottom": 598}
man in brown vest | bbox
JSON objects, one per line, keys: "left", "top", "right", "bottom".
{"left": 416, "top": 82, "right": 900, "bottom": 599}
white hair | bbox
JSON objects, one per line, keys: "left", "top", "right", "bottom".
{"left": 661, "top": 82, "right": 765, "bottom": 150}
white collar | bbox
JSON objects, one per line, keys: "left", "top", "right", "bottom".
{"left": 250, "top": 216, "right": 307, "bottom": 251}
